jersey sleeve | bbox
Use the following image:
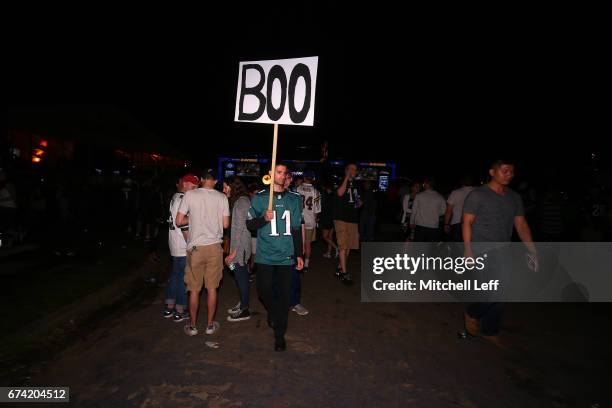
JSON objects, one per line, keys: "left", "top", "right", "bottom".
{"left": 248, "top": 194, "right": 264, "bottom": 220}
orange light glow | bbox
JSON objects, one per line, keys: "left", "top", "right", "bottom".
{"left": 33, "top": 149, "right": 45, "bottom": 157}
{"left": 39, "top": 140, "right": 48, "bottom": 147}
{"left": 32, "top": 156, "right": 42, "bottom": 163}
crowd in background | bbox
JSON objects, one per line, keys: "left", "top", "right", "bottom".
{"left": 1, "top": 165, "right": 612, "bottom": 254}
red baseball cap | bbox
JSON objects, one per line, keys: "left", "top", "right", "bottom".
{"left": 182, "top": 174, "right": 200, "bottom": 185}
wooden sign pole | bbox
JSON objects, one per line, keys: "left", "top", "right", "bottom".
{"left": 268, "top": 123, "right": 279, "bottom": 210}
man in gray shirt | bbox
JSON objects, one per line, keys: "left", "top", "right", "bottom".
{"left": 462, "top": 159, "right": 537, "bottom": 348}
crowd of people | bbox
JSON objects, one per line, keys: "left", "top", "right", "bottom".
{"left": 3, "top": 157, "right": 612, "bottom": 351}
{"left": 0, "top": 166, "right": 177, "bottom": 255}
{"left": 162, "top": 162, "right": 371, "bottom": 351}
{"left": 160, "top": 156, "right": 612, "bottom": 351}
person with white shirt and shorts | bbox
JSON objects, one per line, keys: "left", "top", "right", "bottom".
{"left": 176, "top": 169, "right": 230, "bottom": 337}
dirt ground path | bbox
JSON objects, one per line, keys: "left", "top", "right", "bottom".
{"left": 29, "top": 245, "right": 610, "bottom": 407}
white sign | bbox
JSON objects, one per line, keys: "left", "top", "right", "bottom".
{"left": 234, "top": 56, "right": 318, "bottom": 126}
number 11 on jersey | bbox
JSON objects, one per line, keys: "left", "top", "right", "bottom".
{"left": 269, "top": 210, "right": 292, "bottom": 236}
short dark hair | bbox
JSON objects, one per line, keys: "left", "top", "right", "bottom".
{"left": 490, "top": 158, "right": 514, "bottom": 169}
{"left": 201, "top": 168, "right": 217, "bottom": 181}
{"left": 248, "top": 182, "right": 261, "bottom": 194}
{"left": 460, "top": 175, "right": 474, "bottom": 186}
{"left": 423, "top": 177, "right": 436, "bottom": 188}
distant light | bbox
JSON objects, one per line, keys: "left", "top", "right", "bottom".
{"left": 32, "top": 156, "right": 42, "bottom": 163}
{"left": 33, "top": 148, "right": 45, "bottom": 157}
{"left": 39, "top": 140, "right": 48, "bottom": 147}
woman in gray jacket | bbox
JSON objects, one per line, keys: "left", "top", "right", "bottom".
{"left": 224, "top": 177, "right": 252, "bottom": 322}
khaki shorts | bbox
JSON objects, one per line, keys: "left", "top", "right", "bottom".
{"left": 334, "top": 220, "right": 359, "bottom": 250}
{"left": 185, "top": 243, "right": 223, "bottom": 291}
{"left": 305, "top": 228, "right": 317, "bottom": 243}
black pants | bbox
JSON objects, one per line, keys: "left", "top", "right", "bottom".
{"left": 466, "top": 249, "right": 505, "bottom": 336}
{"left": 256, "top": 264, "right": 293, "bottom": 338}
{"left": 466, "top": 303, "right": 504, "bottom": 336}
{"left": 414, "top": 226, "right": 440, "bottom": 242}
{"left": 450, "top": 223, "right": 463, "bottom": 242}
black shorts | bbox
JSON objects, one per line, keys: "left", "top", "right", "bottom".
{"left": 319, "top": 218, "right": 334, "bottom": 230}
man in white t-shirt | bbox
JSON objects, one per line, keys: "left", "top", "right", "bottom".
{"left": 444, "top": 175, "right": 475, "bottom": 242}
{"left": 296, "top": 170, "right": 321, "bottom": 271}
{"left": 176, "top": 169, "right": 230, "bottom": 337}
{"left": 410, "top": 177, "right": 446, "bottom": 242}
{"left": 163, "top": 174, "right": 199, "bottom": 322}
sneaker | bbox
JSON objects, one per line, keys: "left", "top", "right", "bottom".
{"left": 323, "top": 252, "right": 332, "bottom": 259}
{"left": 173, "top": 311, "right": 190, "bottom": 323}
{"left": 163, "top": 308, "right": 174, "bottom": 318}
{"left": 291, "top": 304, "right": 309, "bottom": 316}
{"left": 227, "top": 309, "right": 251, "bottom": 322}
{"left": 205, "top": 321, "right": 220, "bottom": 335}
{"left": 463, "top": 312, "right": 480, "bottom": 337}
{"left": 335, "top": 264, "right": 343, "bottom": 278}
{"left": 184, "top": 324, "right": 198, "bottom": 336}
{"left": 340, "top": 273, "right": 353, "bottom": 285}
{"left": 227, "top": 302, "right": 241, "bottom": 314}
{"left": 302, "top": 266, "right": 309, "bottom": 273}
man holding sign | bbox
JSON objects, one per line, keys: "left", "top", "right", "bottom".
{"left": 235, "top": 55, "right": 317, "bottom": 351}
{"left": 246, "top": 164, "right": 304, "bottom": 351}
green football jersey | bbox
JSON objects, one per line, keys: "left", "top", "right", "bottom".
{"left": 248, "top": 189, "right": 303, "bottom": 266}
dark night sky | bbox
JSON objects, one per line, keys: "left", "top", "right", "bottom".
{"left": 8, "top": 5, "right": 608, "bottom": 186}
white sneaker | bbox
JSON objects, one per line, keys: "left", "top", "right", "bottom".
{"left": 184, "top": 324, "right": 198, "bottom": 336}
{"left": 205, "top": 321, "right": 220, "bottom": 335}
{"left": 291, "top": 304, "right": 309, "bottom": 316}
{"left": 227, "top": 302, "right": 241, "bottom": 314}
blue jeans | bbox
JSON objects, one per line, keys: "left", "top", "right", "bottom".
{"left": 165, "top": 256, "right": 187, "bottom": 308}
{"left": 233, "top": 263, "right": 250, "bottom": 310}
{"left": 289, "top": 267, "right": 301, "bottom": 308}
